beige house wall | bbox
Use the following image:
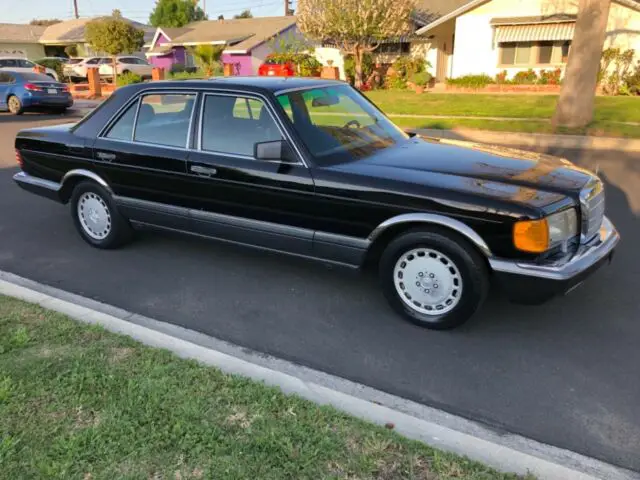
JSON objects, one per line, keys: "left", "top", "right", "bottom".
{"left": 446, "top": 0, "right": 640, "bottom": 79}
{"left": 0, "top": 42, "right": 45, "bottom": 59}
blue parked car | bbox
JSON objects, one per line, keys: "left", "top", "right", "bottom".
{"left": 0, "top": 71, "right": 73, "bottom": 115}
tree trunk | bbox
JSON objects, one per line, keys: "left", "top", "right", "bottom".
{"left": 354, "top": 45, "right": 364, "bottom": 89}
{"left": 112, "top": 56, "right": 118, "bottom": 85}
{"left": 552, "top": 0, "right": 612, "bottom": 128}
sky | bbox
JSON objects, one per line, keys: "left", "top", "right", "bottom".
{"left": 3, "top": 0, "right": 292, "bottom": 24}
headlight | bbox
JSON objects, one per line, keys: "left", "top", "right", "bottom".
{"left": 513, "top": 208, "right": 578, "bottom": 253}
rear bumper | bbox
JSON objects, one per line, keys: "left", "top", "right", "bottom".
{"left": 490, "top": 216, "right": 619, "bottom": 303}
{"left": 13, "top": 171, "right": 63, "bottom": 202}
{"left": 23, "top": 95, "right": 73, "bottom": 108}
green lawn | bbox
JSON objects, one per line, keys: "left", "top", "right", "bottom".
{"left": 0, "top": 296, "right": 531, "bottom": 480}
{"left": 364, "top": 91, "right": 640, "bottom": 137}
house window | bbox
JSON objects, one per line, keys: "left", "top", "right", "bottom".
{"left": 500, "top": 41, "right": 571, "bottom": 66}
{"left": 376, "top": 42, "right": 411, "bottom": 55}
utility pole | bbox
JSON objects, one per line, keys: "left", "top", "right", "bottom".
{"left": 284, "top": 0, "right": 293, "bottom": 16}
{"left": 73, "top": 0, "right": 79, "bottom": 18}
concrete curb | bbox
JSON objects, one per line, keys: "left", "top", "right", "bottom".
{"left": 1, "top": 270, "right": 638, "bottom": 480}
{"left": 411, "top": 128, "right": 640, "bottom": 153}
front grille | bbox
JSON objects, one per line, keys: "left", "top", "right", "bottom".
{"left": 580, "top": 179, "right": 605, "bottom": 242}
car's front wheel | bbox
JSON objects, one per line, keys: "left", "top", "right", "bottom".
{"left": 379, "top": 228, "right": 489, "bottom": 330}
{"left": 70, "top": 180, "right": 132, "bottom": 249}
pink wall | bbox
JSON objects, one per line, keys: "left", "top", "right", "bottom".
{"left": 222, "top": 53, "right": 254, "bottom": 76}
{"left": 148, "top": 45, "right": 187, "bottom": 71}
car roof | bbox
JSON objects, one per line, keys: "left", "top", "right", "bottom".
{"left": 125, "top": 77, "right": 346, "bottom": 94}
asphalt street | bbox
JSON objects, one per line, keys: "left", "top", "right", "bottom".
{"left": 1, "top": 111, "right": 639, "bottom": 472}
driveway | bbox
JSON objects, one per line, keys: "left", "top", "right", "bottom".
{"left": 1, "top": 113, "right": 639, "bottom": 472}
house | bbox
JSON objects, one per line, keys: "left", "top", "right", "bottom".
{"left": 145, "top": 16, "right": 298, "bottom": 75}
{"left": 38, "top": 17, "right": 155, "bottom": 58}
{"left": 416, "top": 0, "right": 640, "bottom": 82}
{"left": 0, "top": 23, "right": 47, "bottom": 58}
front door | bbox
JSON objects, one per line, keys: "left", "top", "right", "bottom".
{"left": 185, "top": 92, "right": 316, "bottom": 255}
{"left": 92, "top": 91, "right": 198, "bottom": 230}
{"left": 436, "top": 41, "right": 450, "bottom": 82}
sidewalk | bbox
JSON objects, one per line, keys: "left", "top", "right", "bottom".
{"left": 411, "top": 127, "right": 640, "bottom": 153}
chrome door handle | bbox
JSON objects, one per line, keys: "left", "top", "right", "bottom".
{"left": 96, "top": 152, "right": 116, "bottom": 161}
{"left": 191, "top": 165, "right": 217, "bottom": 176}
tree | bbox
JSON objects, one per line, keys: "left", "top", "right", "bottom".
{"left": 234, "top": 9, "right": 253, "bottom": 19}
{"left": 297, "top": 0, "right": 416, "bottom": 88}
{"left": 552, "top": 0, "right": 612, "bottom": 128}
{"left": 149, "top": 0, "right": 208, "bottom": 27}
{"left": 30, "top": 19, "right": 62, "bottom": 26}
{"left": 218, "top": 15, "right": 225, "bottom": 20}
{"left": 85, "top": 10, "right": 145, "bottom": 84}
{"left": 64, "top": 44, "right": 78, "bottom": 58}
{"left": 189, "top": 44, "right": 224, "bottom": 76}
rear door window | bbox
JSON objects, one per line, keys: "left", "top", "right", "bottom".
{"left": 133, "top": 94, "right": 196, "bottom": 148}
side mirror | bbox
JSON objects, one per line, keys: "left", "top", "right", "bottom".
{"left": 255, "top": 140, "right": 297, "bottom": 163}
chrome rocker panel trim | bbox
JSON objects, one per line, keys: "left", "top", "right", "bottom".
{"left": 489, "top": 216, "right": 619, "bottom": 281}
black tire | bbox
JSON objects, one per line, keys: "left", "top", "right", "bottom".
{"left": 379, "top": 228, "right": 489, "bottom": 330}
{"left": 70, "top": 180, "right": 132, "bottom": 249}
{"left": 7, "top": 95, "right": 23, "bottom": 115}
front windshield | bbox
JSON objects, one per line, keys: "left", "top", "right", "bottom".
{"left": 276, "top": 85, "right": 408, "bottom": 165}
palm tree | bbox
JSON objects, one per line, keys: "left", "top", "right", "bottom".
{"left": 189, "top": 44, "right": 224, "bottom": 77}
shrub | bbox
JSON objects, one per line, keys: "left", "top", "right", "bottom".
{"left": 410, "top": 71, "right": 432, "bottom": 87}
{"left": 446, "top": 74, "right": 493, "bottom": 88}
{"left": 116, "top": 71, "right": 143, "bottom": 87}
{"left": 344, "top": 53, "right": 374, "bottom": 85}
{"left": 35, "top": 58, "right": 65, "bottom": 81}
{"left": 599, "top": 48, "right": 635, "bottom": 95}
{"left": 392, "top": 56, "right": 427, "bottom": 79}
{"left": 168, "top": 70, "right": 207, "bottom": 80}
{"left": 624, "top": 61, "right": 640, "bottom": 95}
{"left": 495, "top": 70, "right": 508, "bottom": 84}
{"left": 266, "top": 52, "right": 322, "bottom": 77}
{"left": 538, "top": 68, "right": 562, "bottom": 85}
{"left": 512, "top": 69, "right": 538, "bottom": 84}
{"left": 385, "top": 75, "right": 407, "bottom": 90}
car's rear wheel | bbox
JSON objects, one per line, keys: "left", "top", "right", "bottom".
{"left": 8, "top": 95, "right": 23, "bottom": 115}
{"left": 70, "top": 180, "right": 132, "bottom": 249}
{"left": 379, "top": 228, "right": 489, "bottom": 330}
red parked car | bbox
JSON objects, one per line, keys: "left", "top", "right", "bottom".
{"left": 258, "top": 58, "right": 295, "bottom": 77}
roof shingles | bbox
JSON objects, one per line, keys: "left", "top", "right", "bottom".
{"left": 0, "top": 23, "right": 47, "bottom": 43}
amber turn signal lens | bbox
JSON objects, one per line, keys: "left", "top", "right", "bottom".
{"left": 513, "top": 219, "right": 549, "bottom": 253}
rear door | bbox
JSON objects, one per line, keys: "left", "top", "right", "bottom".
{"left": 185, "top": 92, "right": 316, "bottom": 255}
{"left": 92, "top": 90, "right": 198, "bottom": 229}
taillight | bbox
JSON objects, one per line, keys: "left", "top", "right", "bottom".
{"left": 15, "top": 149, "right": 24, "bottom": 168}
{"left": 61, "top": 84, "right": 70, "bottom": 92}
{"left": 24, "top": 83, "right": 43, "bottom": 91}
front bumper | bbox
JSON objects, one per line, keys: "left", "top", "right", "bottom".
{"left": 490, "top": 216, "right": 620, "bottom": 304}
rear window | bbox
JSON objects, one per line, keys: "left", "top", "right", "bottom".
{"left": 67, "top": 58, "right": 83, "bottom": 64}
{"left": 18, "top": 72, "right": 54, "bottom": 82}
{"left": 264, "top": 58, "right": 286, "bottom": 65}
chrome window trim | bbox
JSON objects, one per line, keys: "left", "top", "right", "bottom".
{"left": 129, "top": 97, "right": 141, "bottom": 142}
{"left": 98, "top": 86, "right": 308, "bottom": 166}
{"left": 274, "top": 82, "right": 344, "bottom": 95}
{"left": 197, "top": 91, "right": 306, "bottom": 167}
{"left": 99, "top": 89, "right": 199, "bottom": 142}
{"left": 95, "top": 137, "right": 189, "bottom": 153}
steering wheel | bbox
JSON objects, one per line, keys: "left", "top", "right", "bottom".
{"left": 344, "top": 119, "right": 361, "bottom": 129}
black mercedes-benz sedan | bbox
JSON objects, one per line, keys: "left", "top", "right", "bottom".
{"left": 13, "top": 77, "right": 619, "bottom": 329}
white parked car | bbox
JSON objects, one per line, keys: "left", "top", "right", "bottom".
{"left": 63, "top": 57, "right": 110, "bottom": 80}
{"left": 99, "top": 56, "right": 153, "bottom": 79}
{"left": 0, "top": 57, "right": 59, "bottom": 81}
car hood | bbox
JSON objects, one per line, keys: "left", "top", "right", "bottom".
{"left": 349, "top": 137, "right": 594, "bottom": 194}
